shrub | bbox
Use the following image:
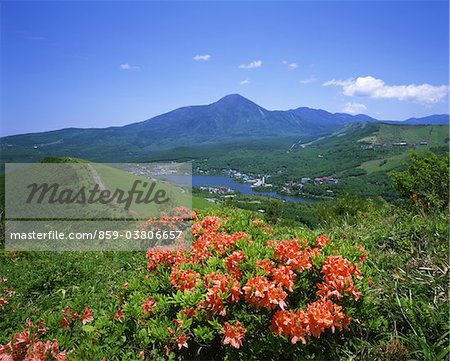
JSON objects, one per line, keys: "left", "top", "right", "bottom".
{"left": 116, "top": 211, "right": 368, "bottom": 359}
{"left": 389, "top": 151, "right": 449, "bottom": 211}
{"left": 315, "top": 193, "right": 372, "bottom": 226}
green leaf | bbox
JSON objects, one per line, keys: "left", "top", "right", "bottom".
{"left": 82, "top": 324, "right": 96, "bottom": 333}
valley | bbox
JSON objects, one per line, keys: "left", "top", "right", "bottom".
{"left": 2, "top": 95, "right": 447, "bottom": 204}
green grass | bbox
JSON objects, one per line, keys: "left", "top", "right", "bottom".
{"left": 359, "top": 154, "right": 406, "bottom": 173}
{"left": 358, "top": 124, "right": 449, "bottom": 145}
{"left": 1, "top": 202, "right": 448, "bottom": 360}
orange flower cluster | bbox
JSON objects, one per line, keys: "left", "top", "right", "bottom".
{"left": 243, "top": 276, "right": 287, "bottom": 311}
{"left": 307, "top": 298, "right": 351, "bottom": 338}
{"left": 60, "top": 306, "right": 94, "bottom": 330}
{"left": 200, "top": 272, "right": 242, "bottom": 316}
{"left": 252, "top": 218, "right": 274, "bottom": 234}
{"left": 82, "top": 306, "right": 94, "bottom": 325}
{"left": 175, "top": 334, "right": 189, "bottom": 350}
{"left": 170, "top": 268, "right": 201, "bottom": 292}
{"left": 0, "top": 277, "right": 15, "bottom": 310}
{"left": 315, "top": 234, "right": 330, "bottom": 248}
{"left": 146, "top": 230, "right": 250, "bottom": 274}
{"left": 167, "top": 318, "right": 191, "bottom": 352}
{"left": 270, "top": 309, "right": 309, "bottom": 345}
{"left": 225, "top": 251, "right": 246, "bottom": 279}
{"left": 256, "top": 259, "right": 275, "bottom": 273}
{"left": 206, "top": 232, "right": 250, "bottom": 256}
{"left": 192, "top": 216, "right": 221, "bottom": 236}
{"left": 191, "top": 231, "right": 250, "bottom": 262}
{"left": 142, "top": 296, "right": 157, "bottom": 316}
{"left": 222, "top": 320, "right": 246, "bottom": 349}
{"left": 146, "top": 249, "right": 180, "bottom": 272}
{"left": 114, "top": 307, "right": 124, "bottom": 321}
{"left": 179, "top": 307, "right": 196, "bottom": 319}
{"left": 140, "top": 208, "right": 196, "bottom": 232}
{"left": 141, "top": 213, "right": 367, "bottom": 355}
{"left": 273, "top": 239, "right": 315, "bottom": 272}
{"left": 270, "top": 265, "right": 296, "bottom": 292}
{"left": 316, "top": 256, "right": 362, "bottom": 300}
{"left": 270, "top": 298, "right": 350, "bottom": 343}
{"left": 0, "top": 320, "right": 66, "bottom": 361}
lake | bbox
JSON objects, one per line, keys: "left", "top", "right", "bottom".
{"left": 191, "top": 175, "right": 317, "bottom": 203}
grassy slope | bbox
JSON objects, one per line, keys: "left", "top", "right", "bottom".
{"left": 359, "top": 123, "right": 448, "bottom": 145}
{"left": 358, "top": 124, "right": 448, "bottom": 174}
{"left": 0, "top": 203, "right": 448, "bottom": 360}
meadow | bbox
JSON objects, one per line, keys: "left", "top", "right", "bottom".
{"left": 0, "top": 151, "right": 448, "bottom": 360}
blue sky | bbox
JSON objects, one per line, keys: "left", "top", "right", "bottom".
{"left": 1, "top": 0, "right": 449, "bottom": 136}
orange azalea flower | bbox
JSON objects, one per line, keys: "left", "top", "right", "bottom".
{"left": 180, "top": 307, "right": 196, "bottom": 318}
{"left": 244, "top": 276, "right": 270, "bottom": 299}
{"left": 243, "top": 276, "right": 287, "bottom": 311}
{"left": 81, "top": 306, "right": 94, "bottom": 325}
{"left": 267, "top": 286, "right": 287, "bottom": 310}
{"left": 273, "top": 239, "right": 313, "bottom": 272}
{"left": 170, "top": 268, "right": 201, "bottom": 292}
{"left": 202, "top": 272, "right": 242, "bottom": 315}
{"left": 358, "top": 245, "right": 368, "bottom": 262}
{"left": 256, "top": 259, "right": 275, "bottom": 273}
{"left": 317, "top": 256, "right": 362, "bottom": 300}
{"left": 190, "top": 233, "right": 214, "bottom": 262}
{"left": 206, "top": 287, "right": 226, "bottom": 316}
{"left": 315, "top": 234, "right": 330, "bottom": 248}
{"left": 225, "top": 251, "right": 246, "bottom": 279}
{"left": 176, "top": 334, "right": 189, "bottom": 350}
{"left": 146, "top": 249, "right": 174, "bottom": 271}
{"left": 60, "top": 307, "right": 79, "bottom": 330}
{"left": 25, "top": 340, "right": 66, "bottom": 361}
{"left": 164, "top": 345, "right": 171, "bottom": 357}
{"left": 192, "top": 216, "right": 221, "bottom": 236}
{"left": 212, "top": 232, "right": 250, "bottom": 255}
{"left": 270, "top": 309, "right": 308, "bottom": 345}
{"left": 229, "top": 280, "right": 242, "bottom": 304}
{"left": 222, "top": 321, "right": 246, "bottom": 349}
{"left": 270, "top": 265, "right": 296, "bottom": 292}
{"left": 0, "top": 323, "right": 66, "bottom": 361}
{"left": 142, "top": 296, "right": 157, "bottom": 316}
{"left": 307, "top": 298, "right": 351, "bottom": 338}
{"left": 114, "top": 307, "right": 124, "bottom": 321}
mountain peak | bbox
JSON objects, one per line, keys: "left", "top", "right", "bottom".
{"left": 218, "top": 94, "right": 247, "bottom": 102}
{"left": 214, "top": 94, "right": 259, "bottom": 107}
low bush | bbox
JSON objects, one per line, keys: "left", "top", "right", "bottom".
{"left": 116, "top": 210, "right": 368, "bottom": 360}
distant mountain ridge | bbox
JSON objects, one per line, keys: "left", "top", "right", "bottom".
{"left": 1, "top": 94, "right": 448, "bottom": 162}
{"left": 383, "top": 114, "right": 449, "bottom": 125}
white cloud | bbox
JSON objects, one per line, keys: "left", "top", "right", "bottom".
{"left": 239, "top": 60, "right": 262, "bottom": 69}
{"left": 299, "top": 76, "right": 317, "bottom": 84}
{"left": 240, "top": 79, "right": 250, "bottom": 85}
{"left": 342, "top": 102, "right": 367, "bottom": 115}
{"left": 282, "top": 60, "right": 298, "bottom": 70}
{"left": 193, "top": 54, "right": 211, "bottom": 61}
{"left": 323, "top": 76, "right": 449, "bottom": 105}
{"left": 119, "top": 63, "right": 140, "bottom": 70}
